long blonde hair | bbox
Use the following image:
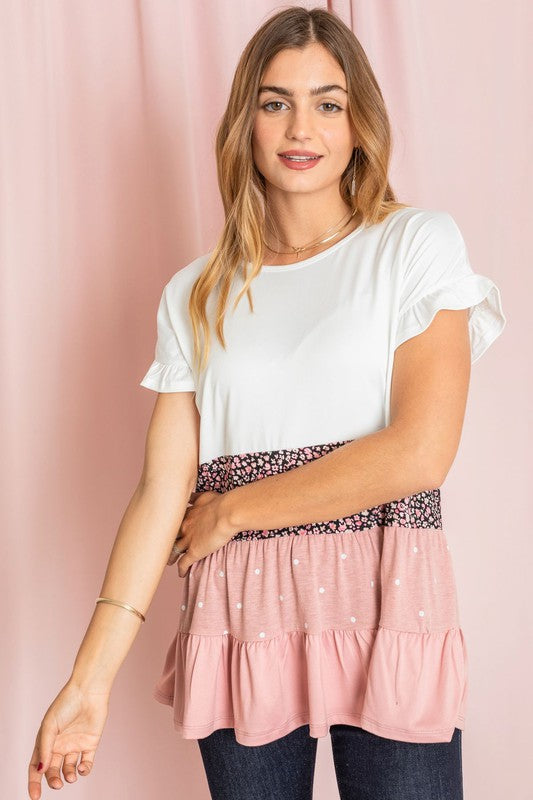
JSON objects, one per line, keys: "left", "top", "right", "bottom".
{"left": 188, "top": 5, "right": 408, "bottom": 372}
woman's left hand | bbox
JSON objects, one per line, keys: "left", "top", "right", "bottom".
{"left": 169, "top": 490, "right": 236, "bottom": 578}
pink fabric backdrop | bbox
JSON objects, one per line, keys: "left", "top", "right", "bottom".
{"left": 2, "top": 1, "right": 530, "bottom": 798}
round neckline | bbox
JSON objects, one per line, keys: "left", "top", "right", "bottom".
{"left": 258, "top": 221, "right": 368, "bottom": 273}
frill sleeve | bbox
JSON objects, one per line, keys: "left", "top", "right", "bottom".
{"left": 139, "top": 281, "right": 195, "bottom": 392}
{"left": 394, "top": 211, "right": 506, "bottom": 363}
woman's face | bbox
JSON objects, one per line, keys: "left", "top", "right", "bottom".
{"left": 252, "top": 43, "right": 357, "bottom": 198}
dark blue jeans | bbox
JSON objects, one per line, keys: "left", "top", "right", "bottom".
{"left": 197, "top": 723, "right": 463, "bottom": 800}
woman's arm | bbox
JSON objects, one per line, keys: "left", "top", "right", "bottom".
{"left": 220, "top": 309, "right": 471, "bottom": 534}
{"left": 68, "top": 390, "right": 199, "bottom": 693}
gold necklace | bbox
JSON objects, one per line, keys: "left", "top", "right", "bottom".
{"left": 262, "top": 207, "right": 358, "bottom": 259}
{"left": 266, "top": 207, "right": 353, "bottom": 249}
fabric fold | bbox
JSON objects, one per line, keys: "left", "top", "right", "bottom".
{"left": 139, "top": 359, "right": 195, "bottom": 392}
{"left": 151, "top": 523, "right": 468, "bottom": 746}
{"left": 395, "top": 272, "right": 505, "bottom": 363}
{"left": 153, "top": 625, "right": 467, "bottom": 746}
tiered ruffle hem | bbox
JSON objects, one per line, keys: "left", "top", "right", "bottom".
{"left": 153, "top": 440, "right": 468, "bottom": 746}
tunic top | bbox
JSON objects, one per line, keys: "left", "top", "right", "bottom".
{"left": 140, "top": 206, "right": 506, "bottom": 746}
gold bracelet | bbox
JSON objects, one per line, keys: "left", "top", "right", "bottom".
{"left": 95, "top": 596, "right": 146, "bottom": 622}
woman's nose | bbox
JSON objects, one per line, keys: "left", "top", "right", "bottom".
{"left": 284, "top": 108, "right": 315, "bottom": 140}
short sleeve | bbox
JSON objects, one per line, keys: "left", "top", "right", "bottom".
{"left": 139, "top": 282, "right": 195, "bottom": 393}
{"left": 394, "top": 211, "right": 506, "bottom": 363}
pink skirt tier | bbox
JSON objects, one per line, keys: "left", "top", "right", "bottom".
{"left": 153, "top": 441, "right": 468, "bottom": 746}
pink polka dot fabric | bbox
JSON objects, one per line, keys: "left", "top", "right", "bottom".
{"left": 152, "top": 441, "right": 467, "bottom": 746}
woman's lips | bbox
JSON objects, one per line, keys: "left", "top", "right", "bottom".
{"left": 277, "top": 154, "right": 323, "bottom": 170}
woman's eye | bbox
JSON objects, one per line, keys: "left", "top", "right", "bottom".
{"left": 263, "top": 101, "right": 287, "bottom": 112}
{"left": 262, "top": 101, "right": 342, "bottom": 113}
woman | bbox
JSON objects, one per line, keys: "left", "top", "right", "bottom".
{"left": 28, "top": 6, "right": 506, "bottom": 800}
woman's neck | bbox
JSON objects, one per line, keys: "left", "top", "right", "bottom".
{"left": 262, "top": 208, "right": 363, "bottom": 266}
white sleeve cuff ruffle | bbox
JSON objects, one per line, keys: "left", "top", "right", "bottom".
{"left": 139, "top": 359, "right": 195, "bottom": 392}
{"left": 395, "top": 273, "right": 506, "bottom": 364}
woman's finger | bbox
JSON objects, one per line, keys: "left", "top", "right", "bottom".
{"left": 78, "top": 748, "right": 96, "bottom": 776}
{"left": 35, "top": 719, "right": 56, "bottom": 777}
{"left": 45, "top": 751, "right": 65, "bottom": 790}
{"left": 62, "top": 752, "right": 80, "bottom": 783}
{"left": 167, "top": 539, "right": 187, "bottom": 565}
{"left": 28, "top": 744, "right": 43, "bottom": 800}
{"left": 177, "top": 551, "right": 190, "bottom": 578}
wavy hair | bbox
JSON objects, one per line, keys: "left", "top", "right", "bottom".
{"left": 188, "top": 5, "right": 408, "bottom": 372}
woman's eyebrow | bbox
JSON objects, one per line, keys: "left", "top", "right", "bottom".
{"left": 258, "top": 84, "right": 347, "bottom": 97}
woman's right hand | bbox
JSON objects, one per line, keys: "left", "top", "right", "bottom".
{"left": 27, "top": 680, "right": 110, "bottom": 799}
